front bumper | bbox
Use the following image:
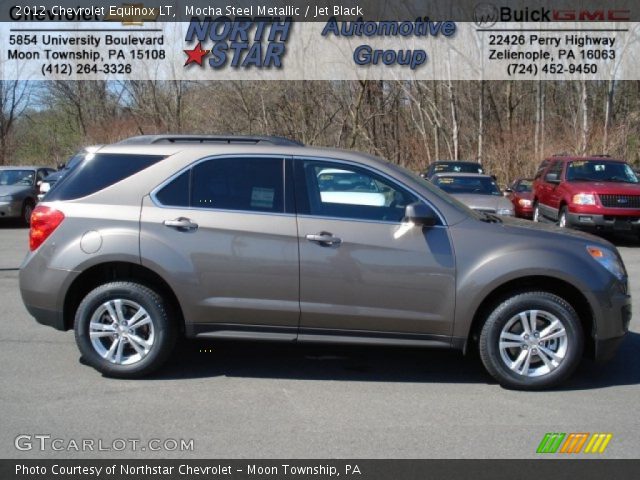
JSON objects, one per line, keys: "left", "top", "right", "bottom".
{"left": 567, "top": 212, "right": 640, "bottom": 232}
{"left": 591, "top": 282, "right": 631, "bottom": 362}
{"left": 515, "top": 206, "right": 533, "bottom": 218}
{"left": 0, "top": 200, "right": 21, "bottom": 218}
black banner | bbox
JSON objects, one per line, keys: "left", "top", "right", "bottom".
{"left": 3, "top": 460, "right": 640, "bottom": 480}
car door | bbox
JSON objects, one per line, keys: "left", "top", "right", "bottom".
{"left": 538, "top": 161, "right": 563, "bottom": 219}
{"left": 294, "top": 157, "right": 456, "bottom": 341}
{"left": 545, "top": 161, "right": 565, "bottom": 219}
{"left": 140, "top": 156, "right": 300, "bottom": 336}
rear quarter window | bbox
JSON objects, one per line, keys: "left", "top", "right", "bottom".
{"left": 46, "top": 153, "right": 165, "bottom": 201}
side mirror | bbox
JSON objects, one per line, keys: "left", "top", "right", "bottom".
{"left": 545, "top": 173, "right": 560, "bottom": 183}
{"left": 405, "top": 203, "right": 437, "bottom": 227}
{"left": 504, "top": 187, "right": 513, "bottom": 193}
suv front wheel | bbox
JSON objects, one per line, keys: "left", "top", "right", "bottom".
{"left": 74, "top": 282, "right": 177, "bottom": 378}
{"left": 479, "top": 291, "right": 583, "bottom": 390}
{"left": 533, "top": 203, "right": 541, "bottom": 222}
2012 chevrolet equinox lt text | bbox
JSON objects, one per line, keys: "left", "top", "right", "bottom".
{"left": 19, "top": 135, "right": 631, "bottom": 390}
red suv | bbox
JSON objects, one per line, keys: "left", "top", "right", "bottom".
{"left": 532, "top": 155, "right": 640, "bottom": 237}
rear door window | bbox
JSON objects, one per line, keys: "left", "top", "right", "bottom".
{"left": 191, "top": 157, "right": 284, "bottom": 213}
{"left": 154, "top": 157, "right": 286, "bottom": 214}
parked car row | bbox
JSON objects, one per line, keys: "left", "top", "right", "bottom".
{"left": 423, "top": 156, "right": 640, "bottom": 239}
{"left": 0, "top": 166, "right": 56, "bottom": 225}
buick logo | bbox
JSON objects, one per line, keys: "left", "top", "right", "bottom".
{"left": 474, "top": 3, "right": 499, "bottom": 28}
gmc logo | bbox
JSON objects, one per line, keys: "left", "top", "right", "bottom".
{"left": 553, "top": 9, "right": 631, "bottom": 21}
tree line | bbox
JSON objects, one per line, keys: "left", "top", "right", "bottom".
{"left": 2, "top": 80, "right": 640, "bottom": 184}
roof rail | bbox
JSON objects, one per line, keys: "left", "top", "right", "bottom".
{"left": 117, "top": 135, "right": 304, "bottom": 147}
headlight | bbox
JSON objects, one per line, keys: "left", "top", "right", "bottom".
{"left": 572, "top": 193, "right": 596, "bottom": 205}
{"left": 587, "top": 246, "right": 626, "bottom": 280}
{"left": 518, "top": 199, "right": 532, "bottom": 207}
{"left": 496, "top": 208, "right": 514, "bottom": 216}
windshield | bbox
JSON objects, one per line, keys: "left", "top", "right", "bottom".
{"left": 0, "top": 169, "right": 35, "bottom": 186}
{"left": 566, "top": 160, "right": 638, "bottom": 183}
{"left": 391, "top": 163, "right": 484, "bottom": 219}
{"left": 515, "top": 180, "right": 533, "bottom": 192}
{"left": 434, "top": 176, "right": 502, "bottom": 196}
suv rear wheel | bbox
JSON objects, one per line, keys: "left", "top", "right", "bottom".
{"left": 74, "top": 282, "right": 176, "bottom": 378}
{"left": 479, "top": 291, "right": 583, "bottom": 390}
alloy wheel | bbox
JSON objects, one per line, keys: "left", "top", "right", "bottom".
{"left": 89, "top": 299, "right": 155, "bottom": 365}
{"left": 498, "top": 309, "right": 568, "bottom": 377}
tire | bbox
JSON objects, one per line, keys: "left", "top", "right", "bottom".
{"left": 74, "top": 282, "right": 177, "bottom": 378}
{"left": 532, "top": 203, "right": 541, "bottom": 222}
{"left": 22, "top": 200, "right": 35, "bottom": 226}
{"left": 558, "top": 206, "right": 569, "bottom": 228}
{"left": 479, "top": 291, "right": 584, "bottom": 390}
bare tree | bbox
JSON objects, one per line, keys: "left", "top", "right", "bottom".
{"left": 579, "top": 80, "right": 589, "bottom": 155}
{"left": 0, "top": 81, "right": 30, "bottom": 165}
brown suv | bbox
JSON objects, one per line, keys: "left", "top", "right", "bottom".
{"left": 19, "top": 136, "right": 631, "bottom": 390}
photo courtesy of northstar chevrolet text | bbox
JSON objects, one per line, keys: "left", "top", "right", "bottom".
{"left": 0, "top": 0, "right": 639, "bottom": 478}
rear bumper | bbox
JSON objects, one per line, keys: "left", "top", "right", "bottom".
{"left": 20, "top": 253, "right": 79, "bottom": 332}
{"left": 567, "top": 212, "right": 640, "bottom": 232}
{"left": 25, "top": 304, "right": 66, "bottom": 330}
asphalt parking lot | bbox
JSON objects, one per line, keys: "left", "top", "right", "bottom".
{"left": 0, "top": 221, "right": 638, "bottom": 459}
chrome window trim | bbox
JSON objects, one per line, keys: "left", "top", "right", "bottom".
{"left": 150, "top": 154, "right": 289, "bottom": 215}
{"left": 149, "top": 153, "right": 448, "bottom": 226}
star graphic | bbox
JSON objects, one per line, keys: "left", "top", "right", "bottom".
{"left": 184, "top": 42, "right": 210, "bottom": 66}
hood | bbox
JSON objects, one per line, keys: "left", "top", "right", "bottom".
{"left": 568, "top": 181, "right": 640, "bottom": 194}
{"left": 453, "top": 194, "right": 512, "bottom": 211}
{"left": 514, "top": 191, "right": 533, "bottom": 200}
{"left": 0, "top": 185, "right": 30, "bottom": 197}
{"left": 501, "top": 215, "right": 613, "bottom": 246}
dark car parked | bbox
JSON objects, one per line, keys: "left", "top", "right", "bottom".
{"left": 422, "top": 161, "right": 484, "bottom": 180}
{"left": 506, "top": 179, "right": 534, "bottom": 219}
{"left": 0, "top": 166, "right": 55, "bottom": 225}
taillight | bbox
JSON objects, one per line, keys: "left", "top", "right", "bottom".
{"left": 29, "top": 206, "right": 65, "bottom": 251}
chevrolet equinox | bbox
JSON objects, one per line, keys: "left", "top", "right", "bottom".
{"left": 19, "top": 135, "right": 631, "bottom": 389}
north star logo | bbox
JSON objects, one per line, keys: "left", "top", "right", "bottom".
{"left": 184, "top": 42, "right": 210, "bottom": 66}
{"left": 183, "top": 16, "right": 291, "bottom": 69}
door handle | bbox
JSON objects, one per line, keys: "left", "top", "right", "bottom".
{"left": 306, "top": 232, "right": 342, "bottom": 246}
{"left": 163, "top": 217, "right": 198, "bottom": 232}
